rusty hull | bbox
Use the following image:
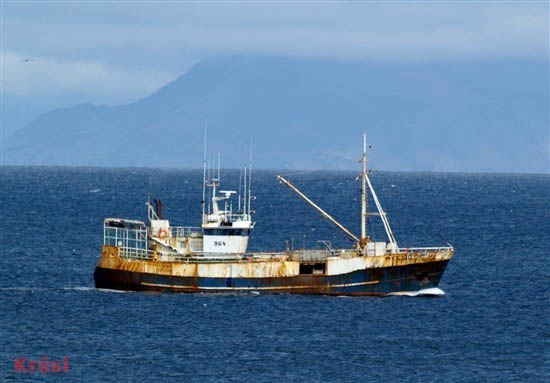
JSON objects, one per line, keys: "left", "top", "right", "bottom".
{"left": 94, "top": 246, "right": 453, "bottom": 295}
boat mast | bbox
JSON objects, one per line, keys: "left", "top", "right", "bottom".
{"left": 243, "top": 165, "right": 247, "bottom": 215}
{"left": 202, "top": 121, "right": 207, "bottom": 224}
{"left": 361, "top": 133, "right": 367, "bottom": 243}
{"left": 361, "top": 134, "right": 399, "bottom": 253}
{"left": 238, "top": 167, "right": 243, "bottom": 212}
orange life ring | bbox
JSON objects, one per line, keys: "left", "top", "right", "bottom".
{"left": 158, "top": 228, "right": 168, "bottom": 239}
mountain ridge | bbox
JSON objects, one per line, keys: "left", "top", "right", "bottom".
{"left": 4, "top": 55, "right": 549, "bottom": 172}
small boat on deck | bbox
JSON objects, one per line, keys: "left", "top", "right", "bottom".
{"left": 94, "top": 135, "right": 454, "bottom": 295}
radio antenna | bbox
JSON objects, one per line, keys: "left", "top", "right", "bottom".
{"left": 248, "top": 139, "right": 253, "bottom": 216}
{"left": 202, "top": 121, "right": 207, "bottom": 222}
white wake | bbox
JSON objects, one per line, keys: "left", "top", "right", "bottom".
{"left": 387, "top": 287, "right": 445, "bottom": 297}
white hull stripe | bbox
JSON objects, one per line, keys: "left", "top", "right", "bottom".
{"left": 141, "top": 280, "right": 380, "bottom": 290}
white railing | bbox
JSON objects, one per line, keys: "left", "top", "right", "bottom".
{"left": 117, "top": 247, "right": 292, "bottom": 263}
{"left": 115, "top": 246, "right": 453, "bottom": 263}
{"left": 104, "top": 223, "right": 148, "bottom": 253}
{"left": 224, "top": 213, "right": 251, "bottom": 222}
{"left": 398, "top": 246, "right": 453, "bottom": 252}
{"left": 119, "top": 248, "right": 154, "bottom": 261}
{"left": 396, "top": 246, "right": 453, "bottom": 258}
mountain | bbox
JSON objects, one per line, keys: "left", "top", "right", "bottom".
{"left": 4, "top": 56, "right": 549, "bottom": 172}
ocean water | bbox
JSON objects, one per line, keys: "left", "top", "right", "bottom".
{"left": 1, "top": 166, "right": 548, "bottom": 382}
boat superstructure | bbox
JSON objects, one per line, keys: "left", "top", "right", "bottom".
{"left": 94, "top": 134, "right": 454, "bottom": 295}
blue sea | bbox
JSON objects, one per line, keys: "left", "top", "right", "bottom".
{"left": 1, "top": 166, "right": 548, "bottom": 382}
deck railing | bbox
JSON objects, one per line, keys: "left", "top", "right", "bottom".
{"left": 104, "top": 224, "right": 147, "bottom": 253}
{"left": 114, "top": 246, "right": 453, "bottom": 263}
{"left": 397, "top": 246, "right": 453, "bottom": 257}
{"left": 398, "top": 246, "right": 453, "bottom": 252}
{"left": 119, "top": 248, "right": 154, "bottom": 261}
{"left": 117, "top": 248, "right": 290, "bottom": 263}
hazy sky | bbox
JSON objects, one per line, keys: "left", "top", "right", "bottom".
{"left": 3, "top": 1, "right": 548, "bottom": 107}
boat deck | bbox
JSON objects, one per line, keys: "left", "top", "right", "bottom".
{"left": 102, "top": 245, "right": 453, "bottom": 264}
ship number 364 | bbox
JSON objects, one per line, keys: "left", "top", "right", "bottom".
{"left": 214, "top": 241, "right": 226, "bottom": 246}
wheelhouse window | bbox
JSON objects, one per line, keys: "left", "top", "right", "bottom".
{"left": 204, "top": 228, "right": 249, "bottom": 236}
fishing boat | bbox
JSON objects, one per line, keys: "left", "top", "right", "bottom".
{"left": 94, "top": 135, "right": 454, "bottom": 295}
